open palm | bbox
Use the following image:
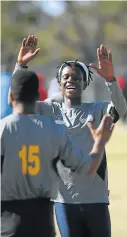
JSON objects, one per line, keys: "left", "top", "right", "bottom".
{"left": 87, "top": 115, "right": 114, "bottom": 144}
{"left": 17, "top": 35, "right": 40, "bottom": 66}
{"left": 90, "top": 44, "right": 114, "bottom": 81}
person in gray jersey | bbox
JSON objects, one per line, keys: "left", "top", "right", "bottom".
{"left": 1, "top": 69, "right": 115, "bottom": 237}
{"left": 9, "top": 35, "right": 127, "bottom": 237}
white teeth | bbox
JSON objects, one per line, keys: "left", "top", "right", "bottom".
{"left": 67, "top": 88, "right": 75, "bottom": 89}
{"left": 66, "top": 86, "right": 76, "bottom": 89}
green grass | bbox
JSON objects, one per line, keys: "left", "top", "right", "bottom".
{"left": 55, "top": 124, "right": 127, "bottom": 237}
{"left": 107, "top": 124, "right": 127, "bottom": 237}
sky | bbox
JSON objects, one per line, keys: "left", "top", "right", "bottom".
{"left": 40, "top": 1, "right": 66, "bottom": 17}
{"left": 39, "top": 0, "right": 93, "bottom": 17}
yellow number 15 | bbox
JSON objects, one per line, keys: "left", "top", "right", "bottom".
{"left": 19, "top": 145, "right": 40, "bottom": 176}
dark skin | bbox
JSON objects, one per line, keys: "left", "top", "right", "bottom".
{"left": 10, "top": 91, "right": 39, "bottom": 115}
{"left": 17, "top": 35, "right": 114, "bottom": 82}
{"left": 16, "top": 35, "right": 115, "bottom": 109}
{"left": 8, "top": 35, "right": 115, "bottom": 173}
{"left": 59, "top": 66, "right": 84, "bottom": 107}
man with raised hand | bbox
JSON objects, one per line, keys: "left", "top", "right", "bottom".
{"left": 8, "top": 35, "right": 127, "bottom": 237}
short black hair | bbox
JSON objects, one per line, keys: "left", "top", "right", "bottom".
{"left": 56, "top": 59, "right": 93, "bottom": 89}
{"left": 11, "top": 70, "right": 39, "bottom": 103}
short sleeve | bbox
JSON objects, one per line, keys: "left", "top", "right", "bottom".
{"left": 105, "top": 80, "right": 127, "bottom": 118}
{"left": 94, "top": 101, "right": 110, "bottom": 117}
{"left": 94, "top": 101, "right": 120, "bottom": 123}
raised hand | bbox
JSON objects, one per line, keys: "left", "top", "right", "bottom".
{"left": 87, "top": 115, "right": 114, "bottom": 145}
{"left": 17, "top": 35, "right": 40, "bottom": 66}
{"left": 90, "top": 44, "right": 114, "bottom": 82}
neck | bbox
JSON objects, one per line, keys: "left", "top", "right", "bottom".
{"left": 64, "top": 97, "right": 82, "bottom": 108}
{"left": 12, "top": 102, "right": 36, "bottom": 115}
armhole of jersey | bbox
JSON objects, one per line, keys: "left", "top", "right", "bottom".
{"left": 107, "top": 103, "right": 112, "bottom": 114}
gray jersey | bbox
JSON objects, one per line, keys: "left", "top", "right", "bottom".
{"left": 36, "top": 101, "right": 110, "bottom": 203}
{"left": 1, "top": 113, "right": 93, "bottom": 201}
{"left": 9, "top": 64, "right": 127, "bottom": 204}
{"left": 35, "top": 99, "right": 126, "bottom": 204}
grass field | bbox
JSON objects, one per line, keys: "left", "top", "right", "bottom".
{"left": 55, "top": 123, "right": 127, "bottom": 237}
{"left": 107, "top": 124, "right": 127, "bottom": 237}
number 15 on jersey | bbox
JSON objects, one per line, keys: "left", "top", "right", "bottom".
{"left": 19, "top": 145, "right": 40, "bottom": 176}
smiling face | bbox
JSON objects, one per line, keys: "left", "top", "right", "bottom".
{"left": 59, "top": 66, "right": 85, "bottom": 99}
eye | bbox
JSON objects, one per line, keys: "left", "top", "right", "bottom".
{"left": 62, "top": 74, "right": 69, "bottom": 80}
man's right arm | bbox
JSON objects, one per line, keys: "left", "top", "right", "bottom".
{"left": 8, "top": 35, "right": 56, "bottom": 117}
{"left": 58, "top": 127, "right": 104, "bottom": 176}
{"left": 57, "top": 115, "right": 114, "bottom": 176}
{"left": 13, "top": 63, "right": 27, "bottom": 75}
{"left": 8, "top": 35, "right": 40, "bottom": 106}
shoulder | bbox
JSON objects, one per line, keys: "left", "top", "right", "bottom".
{"left": 44, "top": 99, "right": 62, "bottom": 108}
{"left": 1, "top": 114, "right": 14, "bottom": 124}
{"left": 0, "top": 115, "right": 12, "bottom": 135}
{"left": 0, "top": 114, "right": 19, "bottom": 129}
{"left": 36, "top": 99, "right": 61, "bottom": 113}
{"left": 41, "top": 114, "right": 64, "bottom": 129}
{"left": 36, "top": 100, "right": 61, "bottom": 108}
{"left": 82, "top": 101, "right": 109, "bottom": 111}
{"left": 0, "top": 118, "right": 6, "bottom": 132}
{"left": 46, "top": 92, "right": 63, "bottom": 103}
{"left": 37, "top": 114, "right": 65, "bottom": 136}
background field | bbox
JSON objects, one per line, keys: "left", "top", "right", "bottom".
{"left": 107, "top": 123, "right": 127, "bottom": 237}
{"left": 1, "top": 1, "right": 127, "bottom": 236}
{"left": 55, "top": 123, "right": 127, "bottom": 237}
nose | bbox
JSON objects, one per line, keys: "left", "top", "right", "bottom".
{"left": 67, "top": 74, "right": 76, "bottom": 82}
{"left": 68, "top": 75, "right": 72, "bottom": 81}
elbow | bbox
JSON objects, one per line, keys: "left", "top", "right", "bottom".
{"left": 87, "top": 168, "right": 96, "bottom": 176}
{"left": 87, "top": 159, "right": 101, "bottom": 176}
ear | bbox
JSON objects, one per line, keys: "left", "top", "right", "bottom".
{"left": 10, "top": 91, "right": 15, "bottom": 102}
{"left": 57, "top": 79, "right": 62, "bottom": 90}
{"left": 59, "top": 81, "right": 62, "bottom": 90}
{"left": 8, "top": 87, "right": 14, "bottom": 106}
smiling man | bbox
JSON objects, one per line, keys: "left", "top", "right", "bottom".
{"left": 2, "top": 69, "right": 116, "bottom": 237}
{"left": 57, "top": 60, "right": 91, "bottom": 102}
{"left": 8, "top": 35, "right": 127, "bottom": 237}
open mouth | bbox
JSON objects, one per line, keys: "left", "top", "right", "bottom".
{"left": 66, "top": 85, "right": 76, "bottom": 92}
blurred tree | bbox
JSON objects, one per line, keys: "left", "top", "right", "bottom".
{"left": 1, "top": 1, "right": 127, "bottom": 73}
{"left": 55, "top": 1, "right": 127, "bottom": 65}
{"left": 1, "top": 1, "right": 57, "bottom": 72}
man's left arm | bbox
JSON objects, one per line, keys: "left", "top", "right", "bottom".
{"left": 105, "top": 79, "right": 127, "bottom": 119}
{"left": 90, "top": 44, "right": 127, "bottom": 119}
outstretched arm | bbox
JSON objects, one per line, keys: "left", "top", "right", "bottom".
{"left": 16, "top": 35, "right": 40, "bottom": 67}
{"left": 59, "top": 115, "right": 114, "bottom": 176}
{"left": 12, "top": 35, "right": 40, "bottom": 74}
{"left": 90, "top": 44, "right": 127, "bottom": 118}
{"left": 8, "top": 35, "right": 40, "bottom": 105}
